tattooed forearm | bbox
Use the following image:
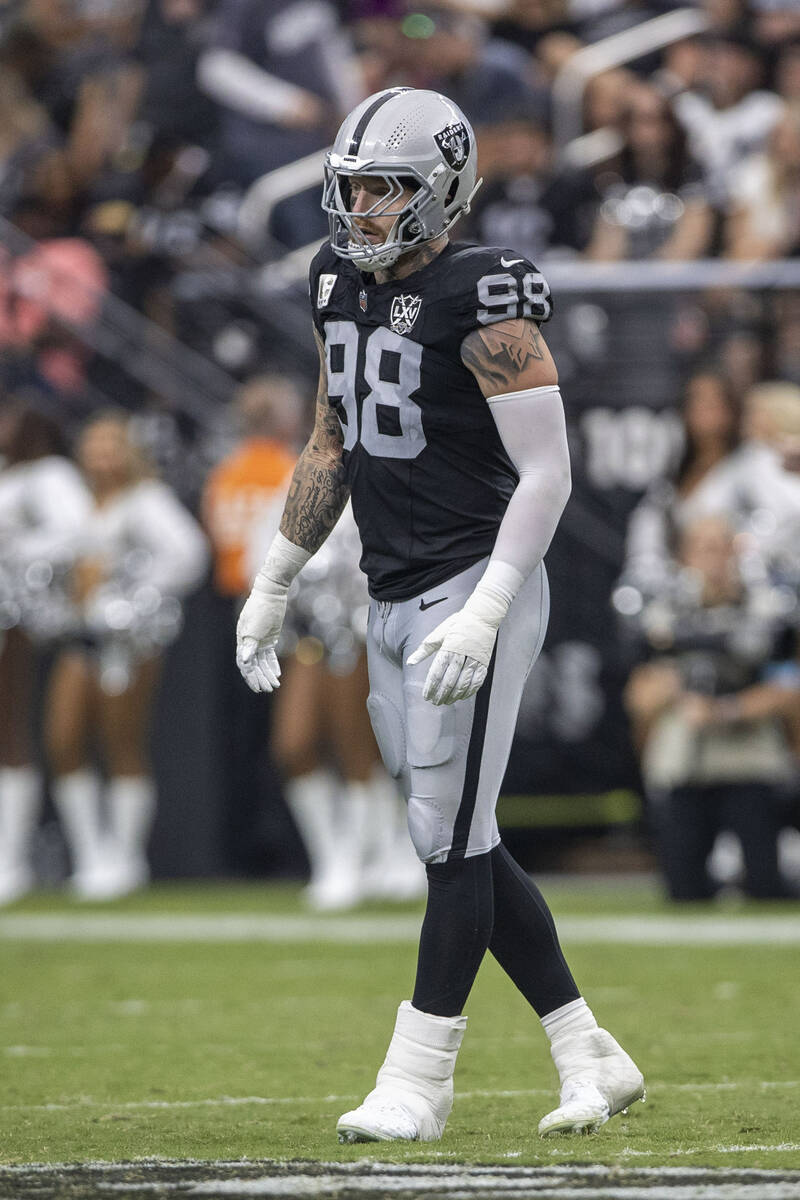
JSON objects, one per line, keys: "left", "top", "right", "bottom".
{"left": 279, "top": 451, "right": 349, "bottom": 554}
{"left": 279, "top": 357, "right": 350, "bottom": 553}
{"left": 461, "top": 318, "right": 556, "bottom": 398}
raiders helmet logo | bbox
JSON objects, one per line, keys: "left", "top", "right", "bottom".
{"left": 389, "top": 294, "right": 422, "bottom": 335}
{"left": 434, "top": 122, "right": 470, "bottom": 172}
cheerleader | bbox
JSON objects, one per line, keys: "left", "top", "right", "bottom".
{"left": 0, "top": 404, "right": 91, "bottom": 904}
{"left": 44, "top": 412, "right": 208, "bottom": 899}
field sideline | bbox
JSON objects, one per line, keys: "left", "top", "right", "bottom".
{"left": 2, "top": 880, "right": 800, "bottom": 1197}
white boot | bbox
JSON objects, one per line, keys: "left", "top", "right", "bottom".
{"left": 337, "top": 1001, "right": 466, "bottom": 1143}
{"left": 52, "top": 770, "right": 107, "bottom": 899}
{"left": 105, "top": 776, "right": 156, "bottom": 897}
{"left": 538, "top": 1026, "right": 645, "bottom": 1136}
{"left": 0, "top": 766, "right": 41, "bottom": 904}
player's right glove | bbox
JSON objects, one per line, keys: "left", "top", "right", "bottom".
{"left": 236, "top": 533, "right": 311, "bottom": 693}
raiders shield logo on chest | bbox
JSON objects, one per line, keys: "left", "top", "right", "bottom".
{"left": 389, "top": 294, "right": 422, "bottom": 335}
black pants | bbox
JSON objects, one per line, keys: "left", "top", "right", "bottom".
{"left": 653, "top": 781, "right": 788, "bottom": 900}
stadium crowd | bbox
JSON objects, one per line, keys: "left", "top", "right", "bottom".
{"left": 2, "top": 0, "right": 800, "bottom": 903}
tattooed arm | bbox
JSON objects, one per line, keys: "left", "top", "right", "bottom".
{"left": 235, "top": 333, "right": 350, "bottom": 693}
{"left": 279, "top": 332, "right": 350, "bottom": 553}
{"left": 460, "top": 317, "right": 558, "bottom": 398}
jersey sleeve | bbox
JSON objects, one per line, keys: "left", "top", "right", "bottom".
{"left": 450, "top": 247, "right": 553, "bottom": 342}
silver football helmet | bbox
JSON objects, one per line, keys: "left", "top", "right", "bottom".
{"left": 323, "top": 87, "right": 481, "bottom": 272}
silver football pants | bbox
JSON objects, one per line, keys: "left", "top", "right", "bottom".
{"left": 366, "top": 558, "right": 549, "bottom": 863}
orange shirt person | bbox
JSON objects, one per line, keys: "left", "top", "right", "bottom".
{"left": 203, "top": 375, "right": 302, "bottom": 597}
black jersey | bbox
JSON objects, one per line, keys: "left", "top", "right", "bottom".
{"left": 309, "top": 239, "right": 552, "bottom": 601}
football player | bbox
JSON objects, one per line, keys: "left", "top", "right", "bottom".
{"left": 236, "top": 87, "right": 644, "bottom": 1141}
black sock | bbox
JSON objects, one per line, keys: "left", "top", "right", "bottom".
{"left": 489, "top": 842, "right": 580, "bottom": 1018}
{"left": 411, "top": 852, "right": 494, "bottom": 1017}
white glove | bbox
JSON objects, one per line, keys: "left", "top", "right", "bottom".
{"left": 407, "top": 564, "right": 523, "bottom": 706}
{"left": 407, "top": 607, "right": 497, "bottom": 705}
{"left": 236, "top": 533, "right": 311, "bottom": 693}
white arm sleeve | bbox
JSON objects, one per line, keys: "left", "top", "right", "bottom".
{"left": 197, "top": 48, "right": 315, "bottom": 124}
{"left": 478, "top": 385, "right": 572, "bottom": 609}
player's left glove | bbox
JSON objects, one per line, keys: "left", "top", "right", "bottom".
{"left": 408, "top": 572, "right": 518, "bottom": 706}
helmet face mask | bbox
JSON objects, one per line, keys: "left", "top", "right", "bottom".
{"left": 323, "top": 88, "right": 481, "bottom": 273}
{"left": 323, "top": 163, "right": 436, "bottom": 272}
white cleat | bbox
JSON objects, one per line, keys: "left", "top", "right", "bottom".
{"left": 337, "top": 1092, "right": 426, "bottom": 1143}
{"left": 337, "top": 1001, "right": 466, "bottom": 1144}
{"left": 538, "top": 1028, "right": 645, "bottom": 1137}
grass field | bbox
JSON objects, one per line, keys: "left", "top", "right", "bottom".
{"left": 2, "top": 879, "right": 800, "bottom": 1197}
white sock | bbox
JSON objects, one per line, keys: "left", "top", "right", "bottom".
{"left": 284, "top": 769, "right": 338, "bottom": 881}
{"left": 108, "top": 776, "right": 156, "bottom": 867}
{"left": 541, "top": 997, "right": 598, "bottom": 1045}
{"left": 0, "top": 766, "right": 41, "bottom": 876}
{"left": 52, "top": 770, "right": 104, "bottom": 877}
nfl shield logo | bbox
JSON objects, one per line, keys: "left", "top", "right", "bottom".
{"left": 389, "top": 294, "right": 422, "bottom": 335}
{"left": 359, "top": 288, "right": 368, "bottom": 312}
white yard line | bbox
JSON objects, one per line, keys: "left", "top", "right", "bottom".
{"left": 2, "top": 912, "right": 800, "bottom": 945}
{"left": 3, "top": 1163, "right": 800, "bottom": 1200}
{"left": 2, "top": 1081, "right": 799, "bottom": 1113}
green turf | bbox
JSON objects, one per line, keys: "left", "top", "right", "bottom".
{"left": 2, "top": 882, "right": 799, "bottom": 1169}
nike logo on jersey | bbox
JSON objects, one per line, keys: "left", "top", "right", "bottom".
{"left": 500, "top": 256, "right": 524, "bottom": 268}
{"left": 419, "top": 596, "right": 448, "bottom": 611}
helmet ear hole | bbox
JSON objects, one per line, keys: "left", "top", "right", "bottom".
{"left": 445, "top": 179, "right": 459, "bottom": 208}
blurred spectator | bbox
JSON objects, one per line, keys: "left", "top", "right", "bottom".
{"left": 0, "top": 71, "right": 70, "bottom": 220}
{"left": 717, "top": 328, "right": 766, "bottom": 406}
{"left": 586, "top": 83, "right": 713, "bottom": 260}
{"left": 673, "top": 29, "right": 783, "bottom": 205}
{"left": 0, "top": 402, "right": 91, "bottom": 905}
{"left": 4, "top": 0, "right": 144, "bottom": 196}
{"left": 203, "top": 374, "right": 300, "bottom": 599}
{"left": 134, "top": 0, "right": 218, "bottom": 151}
{"left": 736, "top": 380, "right": 800, "bottom": 581}
{"left": 0, "top": 210, "right": 108, "bottom": 397}
{"left": 197, "top": 0, "right": 355, "bottom": 176}
{"left": 724, "top": 103, "right": 800, "bottom": 261}
{"left": 465, "top": 116, "right": 598, "bottom": 259}
{"left": 623, "top": 514, "right": 800, "bottom": 901}
{"left": 196, "top": 0, "right": 360, "bottom": 244}
{"left": 44, "top": 411, "right": 208, "bottom": 899}
{"left": 583, "top": 67, "right": 636, "bottom": 134}
{"left": 400, "top": 8, "right": 545, "bottom": 129}
{"left": 622, "top": 369, "right": 741, "bottom": 598}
